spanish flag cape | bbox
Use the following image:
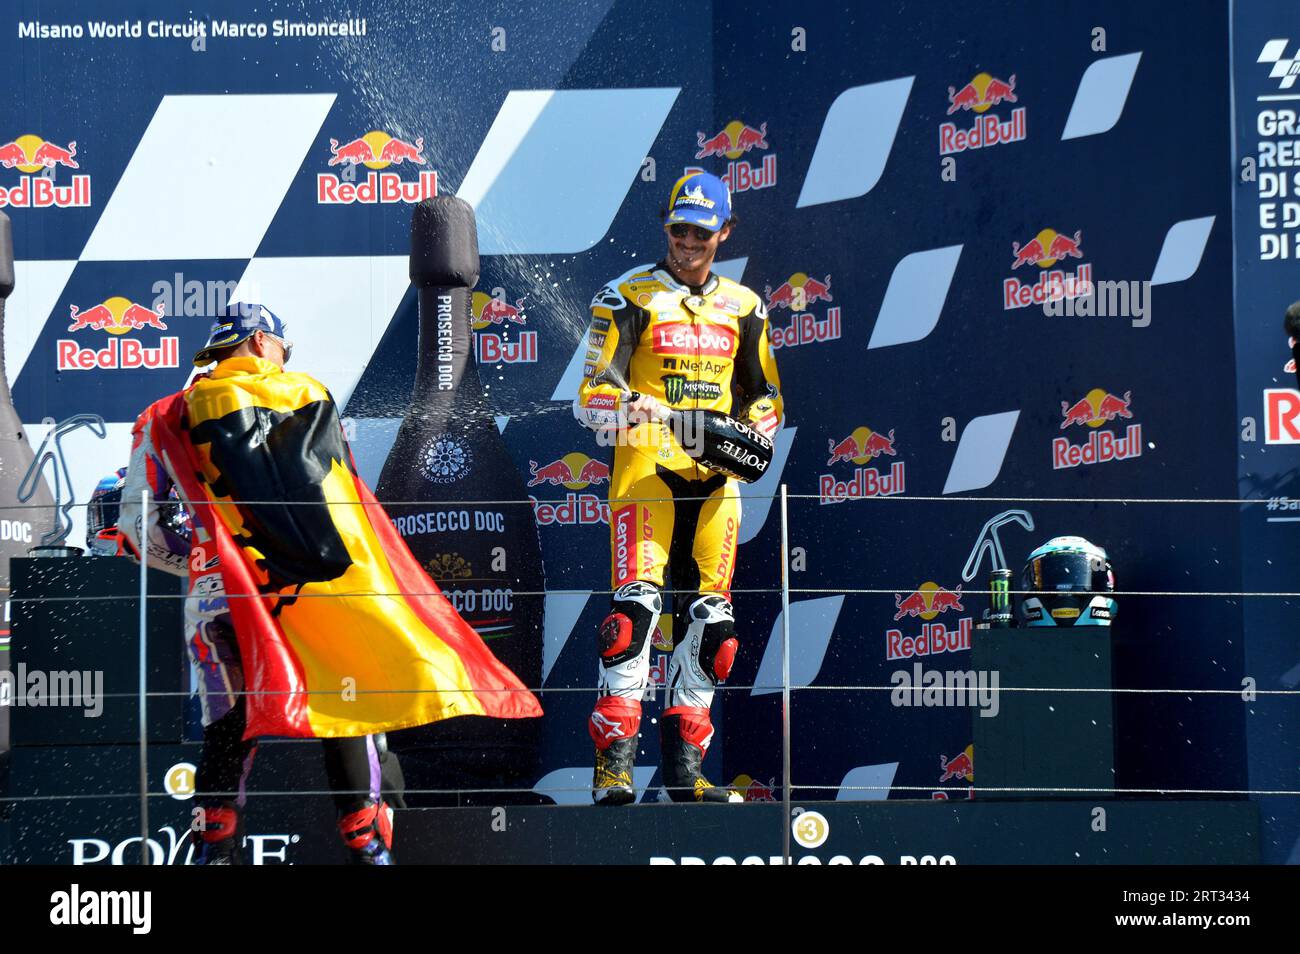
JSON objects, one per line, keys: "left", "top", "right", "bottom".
{"left": 151, "top": 355, "right": 542, "bottom": 739}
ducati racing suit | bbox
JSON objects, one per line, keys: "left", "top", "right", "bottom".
{"left": 574, "top": 261, "right": 782, "bottom": 802}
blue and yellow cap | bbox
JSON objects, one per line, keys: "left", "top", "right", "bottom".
{"left": 665, "top": 171, "right": 732, "bottom": 232}
{"left": 194, "top": 302, "right": 290, "bottom": 367}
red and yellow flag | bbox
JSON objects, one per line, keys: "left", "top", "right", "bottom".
{"left": 150, "top": 356, "right": 541, "bottom": 738}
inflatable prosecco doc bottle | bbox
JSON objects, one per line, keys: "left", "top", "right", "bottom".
{"left": 0, "top": 211, "right": 55, "bottom": 767}
{"left": 376, "top": 196, "right": 544, "bottom": 804}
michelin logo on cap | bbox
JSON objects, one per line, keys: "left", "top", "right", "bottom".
{"left": 677, "top": 184, "right": 715, "bottom": 208}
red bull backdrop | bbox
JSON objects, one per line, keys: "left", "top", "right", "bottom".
{"left": 0, "top": 0, "right": 1295, "bottom": 862}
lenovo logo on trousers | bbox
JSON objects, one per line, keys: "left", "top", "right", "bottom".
{"left": 652, "top": 323, "right": 735, "bottom": 357}
{"left": 613, "top": 506, "right": 637, "bottom": 581}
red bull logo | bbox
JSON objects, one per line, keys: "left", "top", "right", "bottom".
{"left": 529, "top": 493, "right": 610, "bottom": 526}
{"left": 0, "top": 134, "right": 92, "bottom": 209}
{"left": 57, "top": 296, "right": 179, "bottom": 371}
{"left": 886, "top": 582, "right": 972, "bottom": 660}
{"left": 471, "top": 290, "right": 536, "bottom": 363}
{"left": 946, "top": 74, "right": 1017, "bottom": 114}
{"left": 317, "top": 131, "right": 437, "bottom": 205}
{"left": 892, "top": 582, "right": 964, "bottom": 622}
{"left": 769, "top": 307, "right": 841, "bottom": 351}
{"left": 1003, "top": 229, "right": 1092, "bottom": 310}
{"left": 1265, "top": 388, "right": 1300, "bottom": 444}
{"left": 764, "top": 273, "right": 832, "bottom": 313}
{"left": 687, "top": 119, "right": 777, "bottom": 194}
{"left": 886, "top": 616, "right": 973, "bottom": 660}
{"left": 1052, "top": 424, "right": 1142, "bottom": 469}
{"left": 1059, "top": 388, "right": 1132, "bottom": 429}
{"left": 825, "top": 425, "right": 896, "bottom": 465}
{"left": 819, "top": 426, "right": 904, "bottom": 504}
{"left": 938, "top": 745, "right": 975, "bottom": 784}
{"left": 695, "top": 120, "right": 769, "bottom": 160}
{"left": 526, "top": 453, "right": 610, "bottom": 489}
{"left": 939, "top": 73, "right": 1027, "bottom": 155}
{"left": 471, "top": 291, "right": 528, "bottom": 328}
{"left": 1053, "top": 388, "right": 1143, "bottom": 469}
{"left": 819, "top": 461, "right": 904, "bottom": 504}
{"left": 1010, "top": 228, "right": 1084, "bottom": 270}
{"left": 475, "top": 331, "right": 537, "bottom": 364}
{"left": 763, "top": 272, "right": 841, "bottom": 351}
{"left": 1003, "top": 264, "right": 1092, "bottom": 310}
{"left": 68, "top": 300, "right": 167, "bottom": 333}
{"left": 729, "top": 774, "right": 777, "bottom": 802}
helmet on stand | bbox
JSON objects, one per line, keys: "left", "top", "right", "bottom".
{"left": 86, "top": 467, "right": 128, "bottom": 556}
{"left": 1019, "top": 535, "right": 1116, "bottom": 627}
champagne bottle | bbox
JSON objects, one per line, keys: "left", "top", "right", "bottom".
{"left": 626, "top": 391, "right": 774, "bottom": 483}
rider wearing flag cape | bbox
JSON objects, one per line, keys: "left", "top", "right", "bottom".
{"left": 121, "top": 303, "right": 541, "bottom": 863}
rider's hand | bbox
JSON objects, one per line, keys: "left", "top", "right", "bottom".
{"left": 624, "top": 393, "right": 667, "bottom": 425}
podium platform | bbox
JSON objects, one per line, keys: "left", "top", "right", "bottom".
{"left": 0, "top": 774, "right": 1260, "bottom": 864}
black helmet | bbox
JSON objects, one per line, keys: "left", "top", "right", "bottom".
{"left": 1019, "top": 535, "right": 1116, "bottom": 627}
{"left": 86, "top": 467, "right": 128, "bottom": 556}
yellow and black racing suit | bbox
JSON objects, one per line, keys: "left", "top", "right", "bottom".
{"left": 574, "top": 261, "right": 782, "bottom": 802}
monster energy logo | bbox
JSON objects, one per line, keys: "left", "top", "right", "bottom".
{"left": 661, "top": 375, "right": 722, "bottom": 405}
{"left": 990, "top": 575, "right": 1009, "bottom": 610}
{"left": 989, "top": 570, "right": 1012, "bottom": 626}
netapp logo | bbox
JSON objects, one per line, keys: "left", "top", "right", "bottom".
{"left": 50, "top": 883, "right": 151, "bottom": 934}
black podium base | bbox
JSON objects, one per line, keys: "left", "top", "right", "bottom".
{"left": 9, "top": 557, "right": 186, "bottom": 746}
{"left": 397, "top": 799, "right": 1259, "bottom": 865}
{"left": 973, "top": 626, "right": 1115, "bottom": 797}
{"left": 2, "top": 767, "right": 1260, "bottom": 865}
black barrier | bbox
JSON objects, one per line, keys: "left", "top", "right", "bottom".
{"left": 8, "top": 557, "right": 185, "bottom": 745}
{"left": 2, "top": 741, "right": 341, "bottom": 865}
{"left": 1, "top": 784, "right": 1259, "bottom": 865}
